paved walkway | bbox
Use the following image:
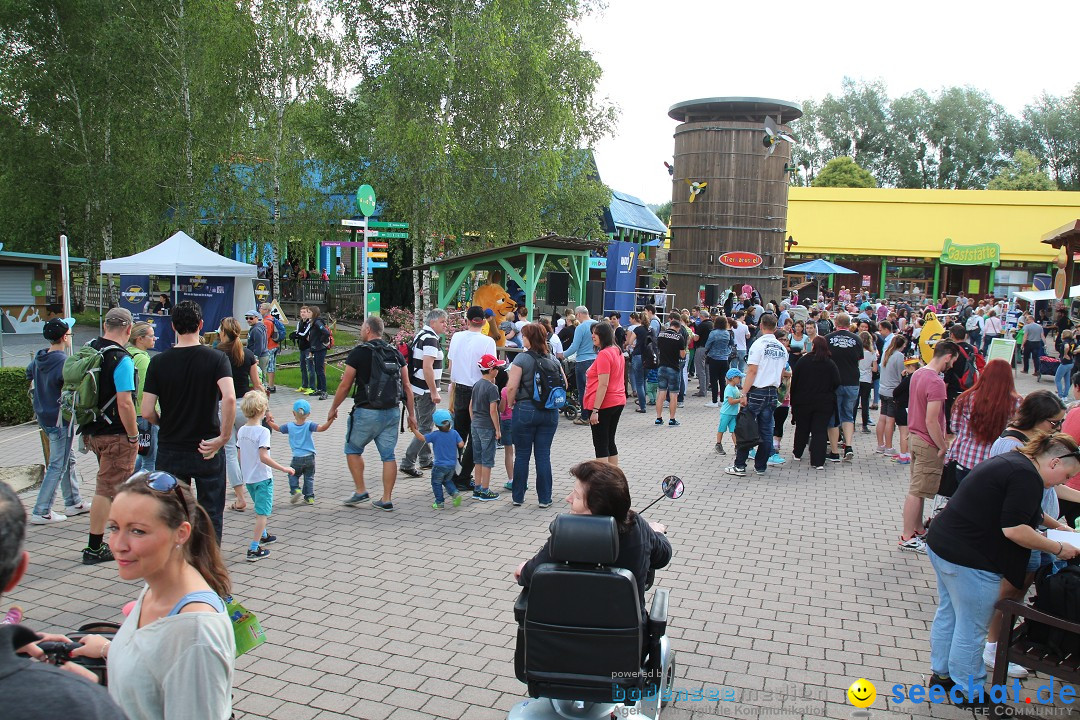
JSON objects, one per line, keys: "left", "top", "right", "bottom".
{"left": 5, "top": 366, "right": 1070, "bottom": 719}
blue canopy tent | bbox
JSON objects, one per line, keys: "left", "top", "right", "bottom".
{"left": 783, "top": 259, "right": 858, "bottom": 275}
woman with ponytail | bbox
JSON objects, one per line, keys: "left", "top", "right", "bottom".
{"left": 73, "top": 471, "right": 235, "bottom": 719}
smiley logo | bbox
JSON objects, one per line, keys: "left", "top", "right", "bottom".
{"left": 847, "top": 678, "right": 876, "bottom": 708}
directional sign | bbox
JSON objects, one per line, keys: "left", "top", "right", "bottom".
{"left": 356, "top": 185, "right": 376, "bottom": 217}
{"left": 340, "top": 219, "right": 367, "bottom": 227}
{"left": 366, "top": 261, "right": 388, "bottom": 269}
{"left": 367, "top": 221, "right": 409, "bottom": 229}
{"left": 365, "top": 251, "right": 388, "bottom": 259}
{"left": 365, "top": 230, "right": 409, "bottom": 239}
{"left": 364, "top": 241, "right": 388, "bottom": 249}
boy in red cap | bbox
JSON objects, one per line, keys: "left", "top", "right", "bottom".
{"left": 470, "top": 354, "right": 506, "bottom": 501}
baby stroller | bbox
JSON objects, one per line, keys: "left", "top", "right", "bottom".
{"left": 560, "top": 358, "right": 580, "bottom": 420}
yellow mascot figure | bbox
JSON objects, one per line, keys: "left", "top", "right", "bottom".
{"left": 918, "top": 311, "right": 945, "bottom": 364}
{"left": 472, "top": 283, "right": 518, "bottom": 347}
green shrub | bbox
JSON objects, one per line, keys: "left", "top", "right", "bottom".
{"left": 0, "top": 367, "right": 34, "bottom": 425}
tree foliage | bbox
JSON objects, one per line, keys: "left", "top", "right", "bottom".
{"left": 988, "top": 150, "right": 1055, "bottom": 191}
{"left": 811, "top": 156, "right": 877, "bottom": 188}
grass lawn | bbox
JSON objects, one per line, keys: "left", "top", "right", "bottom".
{"left": 274, "top": 328, "right": 357, "bottom": 366}
{"left": 272, "top": 362, "right": 346, "bottom": 392}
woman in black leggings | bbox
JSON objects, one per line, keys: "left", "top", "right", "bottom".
{"left": 584, "top": 321, "right": 626, "bottom": 466}
{"left": 703, "top": 316, "right": 732, "bottom": 405}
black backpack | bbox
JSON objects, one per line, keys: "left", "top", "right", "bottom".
{"left": 358, "top": 342, "right": 403, "bottom": 409}
{"left": 1029, "top": 562, "right": 1080, "bottom": 656}
{"left": 529, "top": 351, "right": 567, "bottom": 410}
{"left": 641, "top": 330, "right": 659, "bottom": 370}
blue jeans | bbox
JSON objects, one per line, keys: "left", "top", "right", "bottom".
{"left": 733, "top": 387, "right": 777, "bottom": 473}
{"left": 222, "top": 400, "right": 245, "bottom": 488}
{"left": 734, "top": 351, "right": 747, "bottom": 372}
{"left": 472, "top": 425, "right": 497, "bottom": 468}
{"left": 1056, "top": 361, "right": 1074, "bottom": 398}
{"left": 34, "top": 424, "right": 82, "bottom": 516}
{"left": 345, "top": 406, "right": 399, "bottom": 461}
{"left": 402, "top": 393, "right": 435, "bottom": 470}
{"left": 927, "top": 548, "right": 1000, "bottom": 701}
{"left": 290, "top": 454, "right": 316, "bottom": 498}
{"left": 299, "top": 347, "right": 314, "bottom": 388}
{"left": 631, "top": 355, "right": 646, "bottom": 411}
{"left": 430, "top": 465, "right": 457, "bottom": 503}
{"left": 575, "top": 359, "right": 594, "bottom": 419}
{"left": 511, "top": 402, "right": 558, "bottom": 504}
{"left": 311, "top": 348, "right": 327, "bottom": 393}
{"left": 133, "top": 417, "right": 158, "bottom": 474}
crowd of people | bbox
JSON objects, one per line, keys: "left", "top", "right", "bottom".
{"left": 10, "top": 281, "right": 1080, "bottom": 718}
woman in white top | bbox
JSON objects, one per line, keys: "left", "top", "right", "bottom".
{"left": 981, "top": 309, "right": 1003, "bottom": 355}
{"left": 74, "top": 472, "right": 235, "bottom": 720}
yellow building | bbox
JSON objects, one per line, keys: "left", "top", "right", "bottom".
{"left": 785, "top": 188, "right": 1080, "bottom": 299}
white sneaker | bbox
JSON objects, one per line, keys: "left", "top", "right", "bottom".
{"left": 30, "top": 512, "right": 67, "bottom": 525}
{"left": 983, "top": 648, "right": 1028, "bottom": 678}
{"left": 898, "top": 535, "right": 927, "bottom": 553}
{"left": 705, "top": 401, "right": 718, "bottom": 407}
{"left": 64, "top": 501, "right": 91, "bottom": 516}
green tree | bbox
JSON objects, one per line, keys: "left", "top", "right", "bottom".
{"left": 988, "top": 150, "right": 1055, "bottom": 190}
{"left": 652, "top": 201, "right": 671, "bottom": 226}
{"left": 1020, "top": 88, "right": 1080, "bottom": 189}
{"left": 811, "top": 156, "right": 877, "bottom": 188}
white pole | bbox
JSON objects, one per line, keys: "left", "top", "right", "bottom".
{"left": 60, "top": 234, "right": 72, "bottom": 320}
{"left": 362, "top": 216, "right": 369, "bottom": 321}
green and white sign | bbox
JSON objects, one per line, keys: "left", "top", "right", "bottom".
{"left": 367, "top": 221, "right": 409, "bottom": 229}
{"left": 941, "top": 237, "right": 1000, "bottom": 267}
{"left": 356, "top": 184, "right": 376, "bottom": 218}
{"left": 31, "top": 279, "right": 48, "bottom": 296}
{"left": 366, "top": 292, "right": 380, "bottom": 316}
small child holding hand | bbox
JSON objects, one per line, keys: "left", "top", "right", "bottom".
{"left": 266, "top": 398, "right": 334, "bottom": 505}
{"left": 470, "top": 354, "right": 505, "bottom": 501}
{"left": 410, "top": 408, "right": 465, "bottom": 509}
{"left": 715, "top": 368, "right": 745, "bottom": 455}
{"left": 236, "top": 390, "right": 295, "bottom": 561}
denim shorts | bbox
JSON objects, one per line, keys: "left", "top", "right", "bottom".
{"left": 500, "top": 417, "right": 512, "bottom": 441}
{"left": 718, "top": 413, "right": 737, "bottom": 433}
{"left": 345, "top": 407, "right": 399, "bottom": 461}
{"left": 472, "top": 425, "right": 497, "bottom": 468}
{"left": 880, "top": 396, "right": 896, "bottom": 418}
{"left": 832, "top": 384, "right": 859, "bottom": 427}
{"left": 656, "top": 366, "right": 680, "bottom": 391}
{"left": 246, "top": 478, "right": 273, "bottom": 516}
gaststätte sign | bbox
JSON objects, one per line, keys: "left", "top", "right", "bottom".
{"left": 717, "top": 251, "right": 763, "bottom": 268}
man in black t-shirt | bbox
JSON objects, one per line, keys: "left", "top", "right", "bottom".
{"left": 655, "top": 319, "right": 687, "bottom": 425}
{"left": 143, "top": 301, "right": 234, "bottom": 543}
{"left": 328, "top": 315, "right": 416, "bottom": 511}
{"left": 825, "top": 313, "right": 863, "bottom": 462}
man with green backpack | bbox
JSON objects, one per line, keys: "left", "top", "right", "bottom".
{"left": 65, "top": 308, "right": 139, "bottom": 565}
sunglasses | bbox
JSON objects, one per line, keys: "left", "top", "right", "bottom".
{"left": 129, "top": 471, "right": 190, "bottom": 517}
{"left": 1049, "top": 418, "right": 1065, "bottom": 429}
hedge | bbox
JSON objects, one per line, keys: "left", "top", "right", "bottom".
{"left": 0, "top": 367, "right": 34, "bottom": 425}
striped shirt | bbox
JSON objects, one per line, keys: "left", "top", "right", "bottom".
{"left": 409, "top": 326, "right": 443, "bottom": 394}
{"left": 947, "top": 394, "right": 1022, "bottom": 469}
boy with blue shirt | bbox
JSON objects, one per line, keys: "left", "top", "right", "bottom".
{"left": 410, "top": 408, "right": 465, "bottom": 509}
{"left": 715, "top": 368, "right": 744, "bottom": 455}
{"left": 267, "top": 399, "right": 334, "bottom": 505}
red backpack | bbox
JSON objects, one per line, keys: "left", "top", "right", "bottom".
{"left": 956, "top": 343, "right": 985, "bottom": 390}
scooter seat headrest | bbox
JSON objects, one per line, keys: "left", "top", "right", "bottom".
{"left": 548, "top": 514, "right": 619, "bottom": 565}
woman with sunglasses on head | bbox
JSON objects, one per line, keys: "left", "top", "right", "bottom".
{"left": 72, "top": 471, "right": 235, "bottom": 720}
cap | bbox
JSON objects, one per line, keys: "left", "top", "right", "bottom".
{"left": 726, "top": 368, "right": 746, "bottom": 381}
{"left": 245, "top": 310, "right": 259, "bottom": 318}
{"left": 477, "top": 353, "right": 507, "bottom": 371}
{"left": 104, "top": 308, "right": 133, "bottom": 327}
{"left": 499, "top": 321, "right": 515, "bottom": 333}
{"left": 433, "top": 409, "right": 453, "bottom": 426}
{"left": 42, "top": 317, "right": 75, "bottom": 342}
{"left": 466, "top": 306, "right": 485, "bottom": 323}
{"left": 484, "top": 309, "right": 495, "bottom": 318}
{"left": 904, "top": 357, "right": 920, "bottom": 366}
{"left": 293, "top": 399, "right": 311, "bottom": 414}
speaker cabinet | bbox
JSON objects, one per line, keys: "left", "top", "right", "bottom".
{"left": 585, "top": 280, "right": 605, "bottom": 316}
{"left": 546, "top": 271, "right": 570, "bottom": 306}
{"left": 704, "top": 284, "right": 720, "bottom": 307}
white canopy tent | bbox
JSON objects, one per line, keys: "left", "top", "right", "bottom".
{"left": 100, "top": 231, "right": 257, "bottom": 318}
{"left": 1011, "top": 287, "right": 1080, "bottom": 303}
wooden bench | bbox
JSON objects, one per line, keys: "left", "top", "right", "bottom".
{"left": 992, "top": 598, "right": 1080, "bottom": 687}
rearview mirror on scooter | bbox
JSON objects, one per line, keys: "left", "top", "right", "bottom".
{"left": 637, "top": 475, "right": 685, "bottom": 514}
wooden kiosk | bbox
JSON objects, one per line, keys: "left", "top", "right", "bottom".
{"left": 666, "top": 97, "right": 802, "bottom": 307}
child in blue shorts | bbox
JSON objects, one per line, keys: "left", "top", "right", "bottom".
{"left": 237, "top": 391, "right": 295, "bottom": 561}
{"left": 410, "top": 408, "right": 464, "bottom": 509}
{"left": 267, "top": 398, "right": 334, "bottom": 505}
{"left": 715, "top": 368, "right": 745, "bottom": 455}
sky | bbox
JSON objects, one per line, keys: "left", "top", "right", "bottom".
{"left": 578, "top": 0, "right": 1080, "bottom": 206}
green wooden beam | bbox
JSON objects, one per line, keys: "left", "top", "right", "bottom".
{"left": 496, "top": 258, "right": 527, "bottom": 295}
{"left": 438, "top": 263, "right": 475, "bottom": 308}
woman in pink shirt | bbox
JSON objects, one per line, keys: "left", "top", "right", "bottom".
{"left": 584, "top": 321, "right": 627, "bottom": 466}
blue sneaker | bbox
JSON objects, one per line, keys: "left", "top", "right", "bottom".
{"left": 372, "top": 500, "right": 394, "bottom": 511}
{"left": 343, "top": 492, "right": 370, "bottom": 507}
{"left": 767, "top": 453, "right": 785, "bottom": 465}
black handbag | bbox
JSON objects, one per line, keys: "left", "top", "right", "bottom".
{"left": 735, "top": 408, "right": 760, "bottom": 450}
{"left": 937, "top": 460, "right": 959, "bottom": 498}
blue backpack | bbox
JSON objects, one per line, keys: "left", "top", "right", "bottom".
{"left": 529, "top": 352, "right": 567, "bottom": 410}
{"left": 270, "top": 316, "right": 287, "bottom": 344}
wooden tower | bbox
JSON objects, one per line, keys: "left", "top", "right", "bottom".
{"left": 666, "top": 97, "right": 802, "bottom": 309}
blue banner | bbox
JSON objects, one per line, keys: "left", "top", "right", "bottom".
{"left": 133, "top": 313, "right": 175, "bottom": 352}
{"left": 604, "top": 241, "right": 637, "bottom": 324}
{"left": 176, "top": 275, "right": 234, "bottom": 333}
{"left": 118, "top": 276, "right": 151, "bottom": 315}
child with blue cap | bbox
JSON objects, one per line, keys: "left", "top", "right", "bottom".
{"left": 410, "top": 408, "right": 465, "bottom": 509}
{"left": 266, "top": 397, "right": 334, "bottom": 505}
{"left": 715, "top": 367, "right": 745, "bottom": 455}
